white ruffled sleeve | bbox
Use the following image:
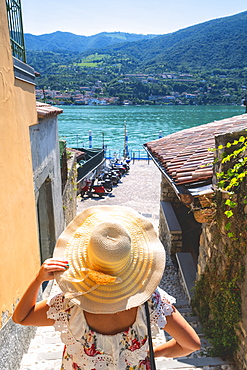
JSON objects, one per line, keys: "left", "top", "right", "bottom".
{"left": 149, "top": 287, "right": 176, "bottom": 333}
{"left": 46, "top": 293, "right": 86, "bottom": 364}
{"left": 46, "top": 293, "right": 69, "bottom": 330}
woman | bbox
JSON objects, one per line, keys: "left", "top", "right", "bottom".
{"left": 13, "top": 205, "right": 200, "bottom": 369}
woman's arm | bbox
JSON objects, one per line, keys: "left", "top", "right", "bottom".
{"left": 12, "top": 259, "right": 68, "bottom": 326}
{"left": 154, "top": 306, "right": 201, "bottom": 358}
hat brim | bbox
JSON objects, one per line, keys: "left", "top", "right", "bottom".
{"left": 53, "top": 205, "right": 165, "bottom": 313}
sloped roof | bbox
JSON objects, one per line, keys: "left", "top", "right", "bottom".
{"left": 36, "top": 102, "right": 63, "bottom": 119}
{"left": 145, "top": 114, "right": 247, "bottom": 188}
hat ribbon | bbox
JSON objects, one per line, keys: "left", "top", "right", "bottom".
{"left": 61, "top": 267, "right": 122, "bottom": 299}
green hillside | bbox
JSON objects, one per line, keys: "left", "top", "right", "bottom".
{"left": 27, "top": 11, "right": 247, "bottom": 73}
{"left": 27, "top": 11, "right": 247, "bottom": 105}
{"left": 104, "top": 11, "right": 247, "bottom": 70}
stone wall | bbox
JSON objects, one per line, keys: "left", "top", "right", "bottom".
{"left": 159, "top": 208, "right": 183, "bottom": 255}
{"left": 62, "top": 152, "right": 78, "bottom": 226}
{"left": 195, "top": 130, "right": 247, "bottom": 368}
{"left": 159, "top": 175, "right": 202, "bottom": 260}
{"left": 159, "top": 176, "right": 183, "bottom": 255}
{"left": 238, "top": 252, "right": 247, "bottom": 368}
{"left": 160, "top": 176, "right": 179, "bottom": 203}
{"left": 0, "top": 319, "right": 36, "bottom": 370}
{"left": 197, "top": 223, "right": 212, "bottom": 276}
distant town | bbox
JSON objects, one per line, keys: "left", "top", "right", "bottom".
{"left": 36, "top": 71, "right": 247, "bottom": 106}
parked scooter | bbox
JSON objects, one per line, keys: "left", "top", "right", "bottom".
{"left": 122, "top": 158, "right": 131, "bottom": 172}
{"left": 111, "top": 169, "right": 122, "bottom": 183}
{"left": 99, "top": 169, "right": 121, "bottom": 186}
{"left": 97, "top": 177, "right": 113, "bottom": 192}
{"left": 111, "top": 164, "right": 126, "bottom": 175}
{"left": 109, "top": 158, "right": 130, "bottom": 174}
{"left": 80, "top": 179, "right": 106, "bottom": 198}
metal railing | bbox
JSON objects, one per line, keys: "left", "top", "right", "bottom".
{"left": 6, "top": 0, "right": 26, "bottom": 62}
{"left": 59, "top": 136, "right": 150, "bottom": 161}
{"left": 104, "top": 148, "right": 150, "bottom": 161}
{"left": 76, "top": 148, "right": 105, "bottom": 181}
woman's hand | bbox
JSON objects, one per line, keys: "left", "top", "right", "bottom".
{"left": 12, "top": 258, "right": 69, "bottom": 326}
{"left": 36, "top": 258, "right": 69, "bottom": 284}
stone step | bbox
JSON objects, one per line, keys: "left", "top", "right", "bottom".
{"left": 155, "top": 356, "right": 232, "bottom": 369}
{"left": 184, "top": 315, "right": 200, "bottom": 323}
{"left": 176, "top": 252, "right": 197, "bottom": 303}
{"left": 20, "top": 358, "right": 61, "bottom": 370}
{"left": 176, "top": 307, "right": 193, "bottom": 314}
{"left": 37, "top": 350, "right": 63, "bottom": 361}
{"left": 174, "top": 299, "right": 190, "bottom": 308}
{"left": 19, "top": 351, "right": 62, "bottom": 370}
{"left": 194, "top": 326, "right": 204, "bottom": 336}
{"left": 160, "top": 201, "right": 182, "bottom": 233}
{"left": 30, "top": 334, "right": 63, "bottom": 346}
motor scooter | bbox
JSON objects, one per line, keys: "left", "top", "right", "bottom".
{"left": 111, "top": 164, "right": 126, "bottom": 175}
{"left": 99, "top": 169, "right": 121, "bottom": 185}
{"left": 121, "top": 158, "right": 130, "bottom": 172}
{"left": 80, "top": 179, "right": 105, "bottom": 198}
{"left": 117, "top": 161, "right": 130, "bottom": 173}
{"left": 109, "top": 159, "right": 128, "bottom": 175}
{"left": 97, "top": 177, "right": 113, "bottom": 192}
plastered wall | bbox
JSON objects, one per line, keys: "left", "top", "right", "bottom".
{"left": 0, "top": 0, "right": 40, "bottom": 327}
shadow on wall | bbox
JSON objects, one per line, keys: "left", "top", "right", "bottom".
{"left": 37, "top": 177, "right": 56, "bottom": 263}
{"left": 173, "top": 203, "right": 202, "bottom": 264}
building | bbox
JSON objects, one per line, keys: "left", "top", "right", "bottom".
{"left": 145, "top": 114, "right": 247, "bottom": 259}
{"left": 144, "top": 113, "right": 247, "bottom": 367}
{"left": 31, "top": 102, "right": 64, "bottom": 262}
{"left": 0, "top": 1, "right": 65, "bottom": 368}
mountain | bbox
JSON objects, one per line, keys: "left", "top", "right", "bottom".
{"left": 26, "top": 11, "right": 247, "bottom": 72}
{"left": 24, "top": 31, "right": 158, "bottom": 53}
{"left": 26, "top": 10, "right": 247, "bottom": 103}
{"left": 101, "top": 11, "right": 247, "bottom": 70}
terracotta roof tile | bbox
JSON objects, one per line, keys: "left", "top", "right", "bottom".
{"left": 145, "top": 114, "right": 247, "bottom": 187}
{"left": 36, "top": 102, "right": 63, "bottom": 119}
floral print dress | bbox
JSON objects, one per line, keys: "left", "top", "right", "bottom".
{"left": 47, "top": 287, "right": 175, "bottom": 370}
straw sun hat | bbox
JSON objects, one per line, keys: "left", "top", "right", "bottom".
{"left": 53, "top": 205, "right": 165, "bottom": 314}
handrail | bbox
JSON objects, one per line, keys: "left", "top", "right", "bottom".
{"left": 77, "top": 149, "right": 105, "bottom": 181}
{"left": 105, "top": 148, "right": 150, "bottom": 161}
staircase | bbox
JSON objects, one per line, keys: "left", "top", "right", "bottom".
{"left": 154, "top": 252, "right": 236, "bottom": 370}
{"left": 155, "top": 298, "right": 235, "bottom": 369}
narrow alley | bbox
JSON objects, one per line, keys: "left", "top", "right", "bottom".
{"left": 19, "top": 160, "right": 235, "bottom": 370}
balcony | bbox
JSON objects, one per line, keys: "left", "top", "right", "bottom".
{"left": 6, "top": 0, "right": 35, "bottom": 84}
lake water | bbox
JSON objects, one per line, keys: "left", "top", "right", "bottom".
{"left": 57, "top": 105, "right": 244, "bottom": 158}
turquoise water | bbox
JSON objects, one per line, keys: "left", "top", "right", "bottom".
{"left": 57, "top": 105, "right": 244, "bottom": 156}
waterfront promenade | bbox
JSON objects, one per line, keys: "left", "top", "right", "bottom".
{"left": 18, "top": 160, "right": 234, "bottom": 370}
{"left": 77, "top": 159, "right": 161, "bottom": 231}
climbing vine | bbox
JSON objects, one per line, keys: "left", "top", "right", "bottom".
{"left": 192, "top": 133, "right": 247, "bottom": 359}
{"left": 216, "top": 134, "right": 247, "bottom": 239}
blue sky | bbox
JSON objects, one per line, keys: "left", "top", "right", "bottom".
{"left": 21, "top": 0, "right": 246, "bottom": 36}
